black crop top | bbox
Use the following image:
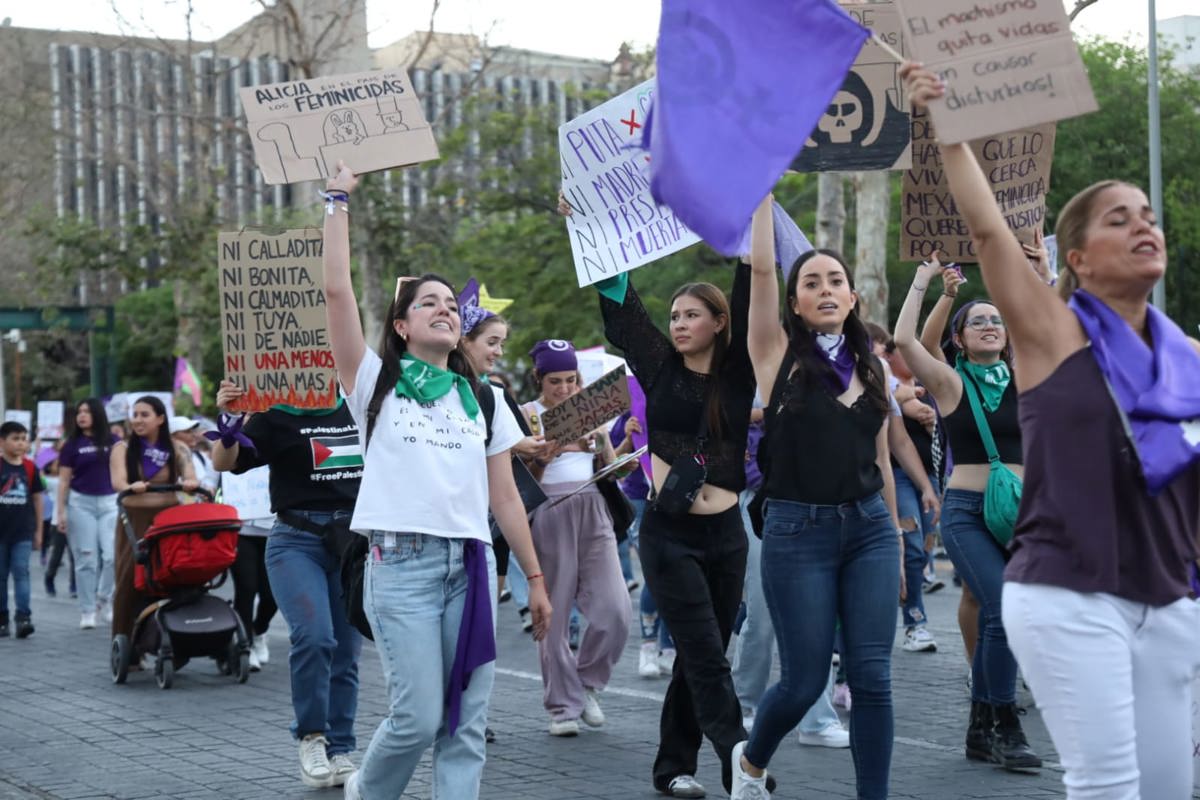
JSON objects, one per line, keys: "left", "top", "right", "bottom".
{"left": 941, "top": 378, "right": 1022, "bottom": 465}
{"left": 762, "top": 361, "right": 887, "bottom": 505}
{"left": 599, "top": 265, "right": 755, "bottom": 493}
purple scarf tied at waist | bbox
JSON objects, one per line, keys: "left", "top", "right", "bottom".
{"left": 1069, "top": 289, "right": 1200, "bottom": 493}
{"left": 446, "top": 538, "right": 497, "bottom": 737}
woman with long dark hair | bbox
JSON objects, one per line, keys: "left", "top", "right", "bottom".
{"left": 55, "top": 398, "right": 118, "bottom": 629}
{"left": 321, "top": 163, "right": 550, "bottom": 800}
{"left": 733, "top": 196, "right": 901, "bottom": 800}
{"left": 904, "top": 62, "right": 1200, "bottom": 800}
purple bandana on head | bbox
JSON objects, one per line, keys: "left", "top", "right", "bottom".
{"left": 815, "top": 332, "right": 856, "bottom": 394}
{"left": 139, "top": 438, "right": 172, "bottom": 480}
{"left": 1069, "top": 289, "right": 1200, "bottom": 494}
{"left": 445, "top": 539, "right": 497, "bottom": 736}
{"left": 530, "top": 339, "right": 577, "bottom": 374}
{"left": 457, "top": 278, "right": 496, "bottom": 337}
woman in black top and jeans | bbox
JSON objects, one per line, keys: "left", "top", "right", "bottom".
{"left": 734, "top": 195, "right": 901, "bottom": 800}
{"left": 598, "top": 259, "right": 755, "bottom": 799}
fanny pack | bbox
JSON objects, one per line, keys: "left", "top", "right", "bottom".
{"left": 653, "top": 395, "right": 711, "bottom": 518}
{"left": 958, "top": 369, "right": 1022, "bottom": 546}
{"left": 279, "top": 510, "right": 373, "bottom": 641}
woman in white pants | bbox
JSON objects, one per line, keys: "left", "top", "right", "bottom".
{"left": 904, "top": 63, "right": 1200, "bottom": 800}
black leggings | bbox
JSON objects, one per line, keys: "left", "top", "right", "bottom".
{"left": 231, "top": 536, "right": 277, "bottom": 642}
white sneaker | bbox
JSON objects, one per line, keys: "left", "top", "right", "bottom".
{"left": 582, "top": 688, "right": 605, "bottom": 727}
{"left": 638, "top": 642, "right": 661, "bottom": 678}
{"left": 658, "top": 647, "right": 677, "bottom": 674}
{"left": 730, "top": 741, "right": 771, "bottom": 800}
{"left": 248, "top": 650, "right": 262, "bottom": 672}
{"left": 329, "top": 754, "right": 355, "bottom": 787}
{"left": 797, "top": 720, "right": 851, "bottom": 748}
{"left": 548, "top": 718, "right": 580, "bottom": 737}
{"left": 902, "top": 625, "right": 938, "bottom": 652}
{"left": 299, "top": 733, "right": 333, "bottom": 787}
{"left": 742, "top": 712, "right": 755, "bottom": 733}
{"left": 666, "top": 774, "right": 707, "bottom": 798}
{"left": 98, "top": 601, "right": 113, "bottom": 625}
{"left": 343, "top": 769, "right": 361, "bottom": 800}
{"left": 251, "top": 635, "right": 269, "bottom": 666}
{"left": 80, "top": 612, "right": 96, "bottom": 630}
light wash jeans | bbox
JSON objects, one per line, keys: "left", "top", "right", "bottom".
{"left": 67, "top": 491, "right": 117, "bottom": 614}
{"left": 732, "top": 491, "right": 840, "bottom": 734}
{"left": 1004, "top": 582, "right": 1200, "bottom": 800}
{"left": 0, "top": 538, "right": 33, "bottom": 618}
{"left": 357, "top": 532, "right": 497, "bottom": 800}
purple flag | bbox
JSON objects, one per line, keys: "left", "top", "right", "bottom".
{"left": 646, "top": 0, "right": 868, "bottom": 255}
{"left": 627, "top": 375, "right": 652, "bottom": 480}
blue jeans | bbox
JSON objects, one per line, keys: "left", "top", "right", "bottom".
{"left": 264, "top": 511, "right": 362, "bottom": 755}
{"left": 0, "top": 538, "right": 33, "bottom": 618}
{"left": 746, "top": 494, "right": 898, "bottom": 800}
{"left": 357, "top": 533, "right": 497, "bottom": 800}
{"left": 67, "top": 490, "right": 118, "bottom": 613}
{"left": 732, "top": 492, "right": 840, "bottom": 733}
{"left": 892, "top": 469, "right": 936, "bottom": 629}
{"left": 940, "top": 489, "right": 1017, "bottom": 705}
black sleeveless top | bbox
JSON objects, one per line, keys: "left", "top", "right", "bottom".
{"left": 1006, "top": 348, "right": 1200, "bottom": 607}
{"left": 763, "top": 360, "right": 887, "bottom": 505}
{"left": 941, "top": 378, "right": 1022, "bottom": 465}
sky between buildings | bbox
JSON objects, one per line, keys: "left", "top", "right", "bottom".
{"left": 5, "top": 0, "right": 1196, "bottom": 62}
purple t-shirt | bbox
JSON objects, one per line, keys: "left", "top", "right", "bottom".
{"left": 609, "top": 413, "right": 650, "bottom": 501}
{"left": 59, "top": 437, "right": 115, "bottom": 495}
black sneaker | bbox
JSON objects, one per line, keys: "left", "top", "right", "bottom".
{"left": 0, "top": 616, "right": 8, "bottom": 638}
{"left": 44, "top": 576, "right": 56, "bottom": 597}
{"left": 14, "top": 617, "right": 33, "bottom": 639}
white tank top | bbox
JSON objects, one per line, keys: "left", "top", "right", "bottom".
{"left": 528, "top": 400, "right": 595, "bottom": 484}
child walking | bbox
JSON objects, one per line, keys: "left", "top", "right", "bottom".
{"left": 0, "top": 421, "right": 44, "bottom": 638}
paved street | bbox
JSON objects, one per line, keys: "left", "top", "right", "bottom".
{"left": 0, "top": 555, "right": 1074, "bottom": 800}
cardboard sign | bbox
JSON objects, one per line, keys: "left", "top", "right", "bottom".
{"left": 3, "top": 409, "right": 33, "bottom": 432}
{"left": 896, "top": 0, "right": 1097, "bottom": 144}
{"left": 540, "top": 366, "right": 631, "bottom": 444}
{"left": 559, "top": 79, "right": 701, "bottom": 287}
{"left": 36, "top": 401, "right": 65, "bottom": 442}
{"left": 219, "top": 464, "right": 273, "bottom": 523}
{"left": 218, "top": 230, "right": 337, "bottom": 412}
{"left": 900, "top": 104, "right": 1055, "bottom": 261}
{"left": 1043, "top": 233, "right": 1058, "bottom": 280}
{"left": 792, "top": 2, "right": 911, "bottom": 172}
{"left": 240, "top": 69, "right": 439, "bottom": 185}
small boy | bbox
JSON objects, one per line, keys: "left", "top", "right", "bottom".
{"left": 0, "top": 422, "right": 44, "bottom": 638}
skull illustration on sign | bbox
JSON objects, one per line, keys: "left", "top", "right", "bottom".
{"left": 819, "top": 91, "right": 863, "bottom": 144}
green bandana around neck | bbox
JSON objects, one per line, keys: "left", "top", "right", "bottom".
{"left": 273, "top": 397, "right": 345, "bottom": 416}
{"left": 396, "top": 357, "right": 480, "bottom": 420}
{"left": 956, "top": 355, "right": 1011, "bottom": 413}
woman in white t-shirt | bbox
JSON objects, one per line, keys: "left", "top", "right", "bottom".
{"left": 321, "top": 162, "right": 551, "bottom": 800}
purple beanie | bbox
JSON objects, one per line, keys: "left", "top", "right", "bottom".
{"left": 530, "top": 339, "right": 577, "bottom": 374}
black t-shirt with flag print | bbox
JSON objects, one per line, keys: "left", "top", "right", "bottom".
{"left": 234, "top": 403, "right": 362, "bottom": 514}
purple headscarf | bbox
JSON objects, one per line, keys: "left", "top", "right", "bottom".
{"left": 530, "top": 339, "right": 577, "bottom": 374}
{"left": 457, "top": 278, "right": 496, "bottom": 337}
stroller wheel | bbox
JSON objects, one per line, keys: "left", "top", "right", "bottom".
{"left": 155, "top": 658, "right": 174, "bottom": 690}
{"left": 235, "top": 652, "right": 250, "bottom": 684}
{"left": 111, "top": 635, "right": 132, "bottom": 684}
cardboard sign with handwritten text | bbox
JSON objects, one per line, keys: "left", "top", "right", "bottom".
{"left": 896, "top": 0, "right": 1096, "bottom": 144}
{"left": 540, "top": 366, "right": 631, "bottom": 444}
{"left": 218, "top": 230, "right": 337, "bottom": 412}
{"left": 559, "top": 79, "right": 700, "bottom": 287}
{"left": 900, "top": 105, "right": 1055, "bottom": 261}
{"left": 239, "top": 69, "right": 439, "bottom": 185}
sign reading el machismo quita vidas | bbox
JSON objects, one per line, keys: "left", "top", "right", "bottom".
{"left": 559, "top": 79, "right": 701, "bottom": 288}
{"left": 218, "top": 229, "right": 337, "bottom": 413}
{"left": 240, "top": 69, "right": 439, "bottom": 185}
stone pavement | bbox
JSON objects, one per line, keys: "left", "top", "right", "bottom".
{"left": 0, "top": 554, "right": 1075, "bottom": 800}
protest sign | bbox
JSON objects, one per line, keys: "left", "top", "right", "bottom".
{"left": 218, "top": 229, "right": 337, "bottom": 412}
{"left": 3, "top": 409, "right": 32, "bottom": 432}
{"left": 1043, "top": 234, "right": 1058, "bottom": 280}
{"left": 791, "top": 2, "right": 911, "bottom": 172}
{"left": 540, "top": 366, "right": 631, "bottom": 444}
{"left": 104, "top": 393, "right": 129, "bottom": 423}
{"left": 220, "top": 464, "right": 273, "bottom": 522}
{"left": 900, "top": 104, "right": 1055, "bottom": 261}
{"left": 576, "top": 347, "right": 627, "bottom": 391}
{"left": 36, "top": 401, "right": 65, "bottom": 442}
{"left": 240, "top": 69, "right": 439, "bottom": 185}
{"left": 895, "top": 0, "right": 1097, "bottom": 144}
{"left": 559, "top": 79, "right": 700, "bottom": 287}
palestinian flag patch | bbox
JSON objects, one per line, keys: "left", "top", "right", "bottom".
{"left": 310, "top": 434, "right": 363, "bottom": 470}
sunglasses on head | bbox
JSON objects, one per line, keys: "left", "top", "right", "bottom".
{"left": 964, "top": 315, "right": 1005, "bottom": 331}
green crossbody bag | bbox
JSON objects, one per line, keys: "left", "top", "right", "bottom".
{"left": 958, "top": 370, "right": 1023, "bottom": 546}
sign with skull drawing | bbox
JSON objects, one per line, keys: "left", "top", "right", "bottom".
{"left": 791, "top": 2, "right": 912, "bottom": 173}
{"left": 240, "top": 69, "right": 439, "bottom": 185}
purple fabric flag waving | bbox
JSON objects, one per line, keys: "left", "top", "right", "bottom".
{"left": 646, "top": 0, "right": 868, "bottom": 255}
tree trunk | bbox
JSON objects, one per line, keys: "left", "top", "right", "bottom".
{"left": 816, "top": 173, "right": 846, "bottom": 252}
{"left": 358, "top": 247, "right": 383, "bottom": 352}
{"left": 851, "top": 171, "right": 890, "bottom": 328}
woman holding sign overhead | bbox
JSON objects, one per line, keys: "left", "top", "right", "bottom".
{"left": 903, "top": 62, "right": 1200, "bottom": 800}
{"left": 320, "top": 162, "right": 550, "bottom": 800}
{"left": 520, "top": 339, "right": 630, "bottom": 738}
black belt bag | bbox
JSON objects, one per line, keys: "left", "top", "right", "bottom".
{"left": 278, "top": 510, "right": 372, "bottom": 641}
{"left": 652, "top": 396, "right": 711, "bottom": 518}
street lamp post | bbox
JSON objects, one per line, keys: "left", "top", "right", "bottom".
{"left": 1148, "top": 0, "right": 1166, "bottom": 310}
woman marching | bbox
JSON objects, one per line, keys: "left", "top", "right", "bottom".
{"left": 892, "top": 259, "right": 1041, "bottom": 771}
{"left": 596, "top": 249, "right": 755, "bottom": 796}
{"left": 321, "top": 163, "right": 551, "bottom": 800}
{"left": 56, "top": 398, "right": 118, "bottom": 629}
{"left": 733, "top": 196, "right": 902, "bottom": 800}
{"left": 904, "top": 63, "right": 1200, "bottom": 800}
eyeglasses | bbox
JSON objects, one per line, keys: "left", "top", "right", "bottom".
{"left": 964, "top": 315, "right": 1005, "bottom": 331}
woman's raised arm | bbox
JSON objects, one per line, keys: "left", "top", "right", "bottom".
{"left": 748, "top": 194, "right": 789, "bottom": 394}
{"left": 322, "top": 162, "right": 367, "bottom": 395}
{"left": 894, "top": 259, "right": 961, "bottom": 410}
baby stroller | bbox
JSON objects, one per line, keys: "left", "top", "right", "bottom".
{"left": 111, "top": 485, "right": 249, "bottom": 689}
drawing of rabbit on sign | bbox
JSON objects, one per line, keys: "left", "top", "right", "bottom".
{"left": 323, "top": 110, "right": 368, "bottom": 146}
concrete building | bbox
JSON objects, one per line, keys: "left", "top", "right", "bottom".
{"left": 1161, "top": 15, "right": 1200, "bottom": 71}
